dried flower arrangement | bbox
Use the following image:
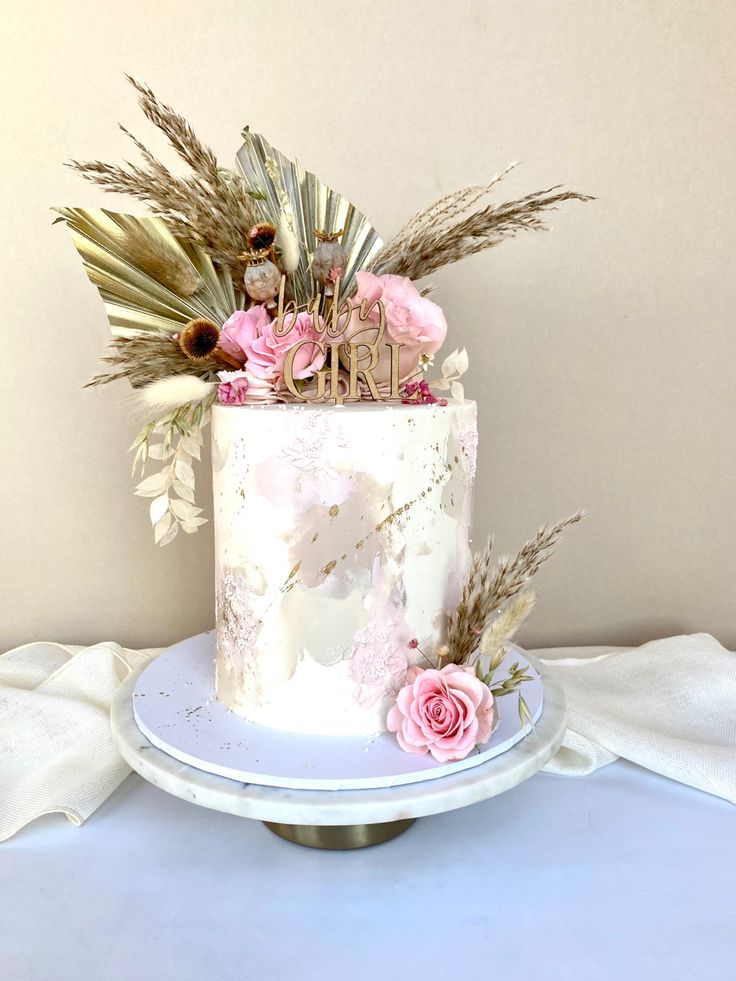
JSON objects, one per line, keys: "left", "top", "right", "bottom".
{"left": 60, "top": 77, "right": 590, "bottom": 545}
{"left": 388, "top": 513, "right": 585, "bottom": 761}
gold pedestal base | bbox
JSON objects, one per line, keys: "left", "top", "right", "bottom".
{"left": 263, "top": 818, "right": 416, "bottom": 850}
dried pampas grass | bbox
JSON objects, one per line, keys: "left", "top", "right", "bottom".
{"left": 370, "top": 168, "right": 593, "bottom": 281}
{"left": 446, "top": 512, "right": 585, "bottom": 665}
{"left": 86, "top": 331, "right": 216, "bottom": 389}
{"left": 138, "top": 375, "right": 213, "bottom": 415}
{"left": 69, "top": 77, "right": 261, "bottom": 288}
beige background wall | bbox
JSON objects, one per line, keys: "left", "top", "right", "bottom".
{"left": 2, "top": 0, "right": 734, "bottom": 651}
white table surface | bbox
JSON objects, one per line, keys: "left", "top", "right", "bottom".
{"left": 3, "top": 647, "right": 735, "bottom": 981}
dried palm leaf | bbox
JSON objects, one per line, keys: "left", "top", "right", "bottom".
{"left": 56, "top": 207, "right": 240, "bottom": 339}
{"left": 235, "top": 130, "right": 384, "bottom": 303}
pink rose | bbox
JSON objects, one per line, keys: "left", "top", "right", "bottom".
{"left": 387, "top": 664, "right": 496, "bottom": 763}
{"left": 340, "top": 272, "right": 447, "bottom": 385}
{"left": 246, "top": 311, "right": 326, "bottom": 382}
{"left": 219, "top": 305, "right": 271, "bottom": 364}
{"left": 217, "top": 369, "right": 249, "bottom": 405}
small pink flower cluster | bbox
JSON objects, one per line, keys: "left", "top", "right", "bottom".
{"left": 401, "top": 380, "right": 448, "bottom": 406}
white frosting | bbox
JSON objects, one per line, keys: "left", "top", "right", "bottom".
{"left": 212, "top": 400, "right": 477, "bottom": 736}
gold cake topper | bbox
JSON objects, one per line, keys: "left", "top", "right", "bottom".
{"left": 273, "top": 275, "right": 416, "bottom": 404}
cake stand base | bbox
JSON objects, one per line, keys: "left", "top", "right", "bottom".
{"left": 111, "top": 654, "right": 566, "bottom": 851}
{"left": 263, "top": 818, "right": 415, "bottom": 849}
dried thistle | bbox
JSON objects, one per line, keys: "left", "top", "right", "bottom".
{"left": 446, "top": 512, "right": 585, "bottom": 665}
{"left": 179, "top": 318, "right": 220, "bottom": 360}
{"left": 248, "top": 222, "right": 277, "bottom": 252}
{"left": 119, "top": 223, "right": 202, "bottom": 296}
{"left": 369, "top": 167, "right": 593, "bottom": 281}
{"left": 68, "top": 77, "right": 262, "bottom": 289}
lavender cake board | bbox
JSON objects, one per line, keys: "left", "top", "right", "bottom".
{"left": 132, "top": 632, "right": 543, "bottom": 791}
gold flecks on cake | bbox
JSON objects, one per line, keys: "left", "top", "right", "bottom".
{"left": 374, "top": 499, "right": 415, "bottom": 534}
{"left": 328, "top": 504, "right": 339, "bottom": 518}
{"left": 321, "top": 560, "right": 337, "bottom": 577}
{"left": 311, "top": 532, "right": 319, "bottom": 543}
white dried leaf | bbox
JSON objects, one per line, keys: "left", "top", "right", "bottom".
{"left": 130, "top": 444, "right": 144, "bottom": 477}
{"left": 431, "top": 377, "right": 451, "bottom": 391}
{"left": 170, "top": 498, "right": 202, "bottom": 522}
{"left": 179, "top": 434, "right": 202, "bottom": 460}
{"left": 441, "top": 349, "right": 459, "bottom": 377}
{"left": 456, "top": 347, "right": 469, "bottom": 374}
{"left": 174, "top": 459, "right": 195, "bottom": 486}
{"left": 172, "top": 479, "right": 196, "bottom": 504}
{"left": 149, "top": 494, "right": 170, "bottom": 526}
{"left": 134, "top": 472, "right": 169, "bottom": 497}
{"left": 181, "top": 517, "right": 208, "bottom": 534}
{"left": 147, "top": 443, "right": 166, "bottom": 461}
{"left": 451, "top": 380, "right": 465, "bottom": 401}
{"left": 157, "top": 520, "right": 179, "bottom": 547}
{"left": 154, "top": 512, "right": 173, "bottom": 544}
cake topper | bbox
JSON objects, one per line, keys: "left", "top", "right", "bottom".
{"left": 58, "top": 76, "right": 590, "bottom": 542}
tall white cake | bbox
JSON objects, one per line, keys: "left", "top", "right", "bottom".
{"left": 212, "top": 400, "right": 477, "bottom": 736}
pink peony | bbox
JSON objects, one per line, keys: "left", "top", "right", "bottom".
{"left": 245, "top": 311, "right": 326, "bottom": 382}
{"left": 216, "top": 369, "right": 249, "bottom": 405}
{"left": 340, "top": 271, "right": 447, "bottom": 385}
{"left": 387, "top": 664, "right": 496, "bottom": 763}
{"left": 218, "top": 305, "right": 271, "bottom": 364}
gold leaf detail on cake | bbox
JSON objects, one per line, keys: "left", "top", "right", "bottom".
{"left": 328, "top": 504, "right": 339, "bottom": 518}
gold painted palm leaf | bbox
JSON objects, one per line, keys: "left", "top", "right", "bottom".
{"left": 56, "top": 207, "right": 242, "bottom": 338}
{"left": 236, "top": 131, "right": 384, "bottom": 304}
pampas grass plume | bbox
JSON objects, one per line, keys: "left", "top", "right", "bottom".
{"left": 138, "top": 375, "right": 212, "bottom": 415}
{"left": 482, "top": 590, "right": 536, "bottom": 657}
{"left": 122, "top": 224, "right": 202, "bottom": 297}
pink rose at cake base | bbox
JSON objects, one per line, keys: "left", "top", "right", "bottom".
{"left": 388, "top": 664, "right": 497, "bottom": 763}
{"left": 57, "top": 77, "right": 592, "bottom": 767}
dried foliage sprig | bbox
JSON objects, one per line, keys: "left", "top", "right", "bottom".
{"left": 68, "top": 76, "right": 262, "bottom": 287}
{"left": 446, "top": 512, "right": 585, "bottom": 665}
{"left": 131, "top": 390, "right": 217, "bottom": 545}
{"left": 369, "top": 169, "right": 593, "bottom": 281}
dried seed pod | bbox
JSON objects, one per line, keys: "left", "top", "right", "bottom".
{"left": 247, "top": 222, "right": 277, "bottom": 253}
{"left": 178, "top": 318, "right": 220, "bottom": 360}
{"left": 312, "top": 229, "right": 347, "bottom": 296}
{"left": 242, "top": 251, "right": 281, "bottom": 304}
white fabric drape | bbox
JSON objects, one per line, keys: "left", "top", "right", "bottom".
{"left": 540, "top": 633, "right": 736, "bottom": 803}
{"left": 0, "top": 642, "right": 156, "bottom": 842}
{"left": 1, "top": 632, "right": 733, "bottom": 841}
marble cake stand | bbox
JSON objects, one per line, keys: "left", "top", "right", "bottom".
{"left": 111, "top": 654, "right": 566, "bottom": 849}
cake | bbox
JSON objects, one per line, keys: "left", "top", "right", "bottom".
{"left": 212, "top": 400, "right": 477, "bottom": 736}
{"left": 65, "top": 78, "right": 587, "bottom": 763}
